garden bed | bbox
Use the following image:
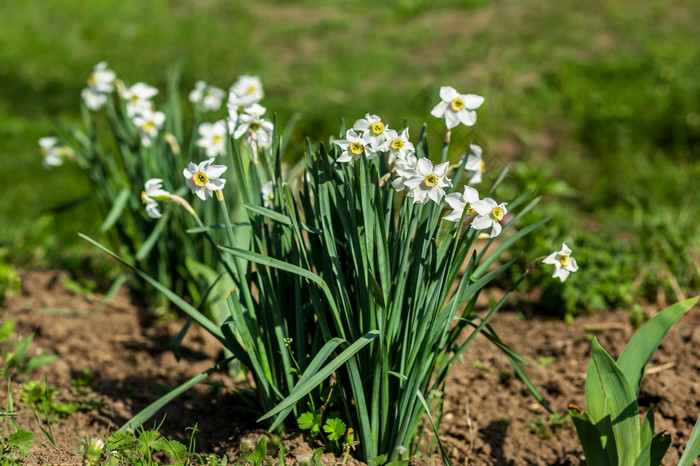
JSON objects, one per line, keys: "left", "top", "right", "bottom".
{"left": 4, "top": 269, "right": 699, "bottom": 464}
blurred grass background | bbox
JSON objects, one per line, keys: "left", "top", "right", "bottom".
{"left": 1, "top": 0, "right": 698, "bottom": 315}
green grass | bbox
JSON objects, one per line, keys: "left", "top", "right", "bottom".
{"left": 1, "top": 0, "right": 698, "bottom": 308}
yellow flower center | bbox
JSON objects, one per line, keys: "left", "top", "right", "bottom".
{"left": 451, "top": 98, "right": 465, "bottom": 112}
{"left": 391, "top": 138, "right": 404, "bottom": 150}
{"left": 249, "top": 122, "right": 261, "bottom": 131}
{"left": 465, "top": 203, "right": 475, "bottom": 216}
{"left": 130, "top": 95, "right": 140, "bottom": 103}
{"left": 424, "top": 174, "right": 439, "bottom": 187}
{"left": 559, "top": 255, "right": 570, "bottom": 266}
{"left": 87, "top": 73, "right": 97, "bottom": 87}
{"left": 481, "top": 160, "right": 486, "bottom": 173}
{"left": 247, "top": 85, "right": 257, "bottom": 94}
{"left": 490, "top": 206, "right": 504, "bottom": 221}
{"left": 371, "top": 122, "right": 385, "bottom": 135}
{"left": 140, "top": 191, "right": 148, "bottom": 204}
{"left": 193, "top": 171, "right": 208, "bottom": 187}
{"left": 212, "top": 135, "right": 223, "bottom": 144}
{"left": 349, "top": 142, "right": 364, "bottom": 155}
{"left": 143, "top": 121, "right": 156, "bottom": 133}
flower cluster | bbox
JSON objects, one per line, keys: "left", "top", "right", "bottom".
{"left": 226, "top": 76, "right": 274, "bottom": 150}
{"left": 38, "top": 137, "right": 74, "bottom": 169}
{"left": 81, "top": 62, "right": 116, "bottom": 111}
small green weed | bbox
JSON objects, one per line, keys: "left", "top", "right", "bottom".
{"left": 104, "top": 424, "right": 228, "bottom": 465}
{"left": 0, "top": 320, "right": 57, "bottom": 378}
{"left": 527, "top": 412, "right": 570, "bottom": 440}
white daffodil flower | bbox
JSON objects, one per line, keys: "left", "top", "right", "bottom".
{"left": 183, "top": 158, "right": 227, "bottom": 200}
{"left": 262, "top": 180, "right": 275, "bottom": 208}
{"left": 230, "top": 75, "right": 264, "bottom": 105}
{"left": 431, "top": 86, "right": 484, "bottom": 129}
{"left": 233, "top": 113, "right": 274, "bottom": 148}
{"left": 392, "top": 151, "right": 419, "bottom": 192}
{"left": 39, "top": 137, "right": 74, "bottom": 169}
{"left": 333, "top": 129, "right": 376, "bottom": 163}
{"left": 141, "top": 178, "right": 171, "bottom": 219}
{"left": 132, "top": 109, "right": 166, "bottom": 147}
{"left": 543, "top": 242, "right": 579, "bottom": 282}
{"left": 378, "top": 128, "right": 414, "bottom": 164}
{"left": 352, "top": 113, "right": 388, "bottom": 147}
{"left": 227, "top": 98, "right": 267, "bottom": 132}
{"left": 443, "top": 185, "right": 480, "bottom": 222}
{"left": 461, "top": 144, "right": 485, "bottom": 185}
{"left": 81, "top": 62, "right": 116, "bottom": 111}
{"left": 196, "top": 121, "right": 227, "bottom": 157}
{"left": 404, "top": 158, "right": 452, "bottom": 204}
{"left": 121, "top": 82, "right": 158, "bottom": 117}
{"left": 471, "top": 198, "right": 508, "bottom": 238}
{"left": 189, "top": 81, "right": 226, "bottom": 111}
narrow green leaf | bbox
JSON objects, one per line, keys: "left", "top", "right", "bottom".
{"left": 119, "top": 358, "right": 232, "bottom": 432}
{"left": 99, "top": 188, "right": 131, "bottom": 232}
{"left": 618, "top": 297, "right": 698, "bottom": 395}
{"left": 678, "top": 413, "right": 700, "bottom": 466}
{"left": 80, "top": 234, "right": 224, "bottom": 342}
{"left": 260, "top": 330, "right": 379, "bottom": 428}
{"left": 415, "top": 390, "right": 451, "bottom": 466}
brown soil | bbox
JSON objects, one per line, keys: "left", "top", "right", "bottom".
{"left": 2, "top": 270, "right": 699, "bottom": 465}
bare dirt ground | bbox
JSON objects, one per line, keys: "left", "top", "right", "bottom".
{"left": 2, "top": 269, "right": 699, "bottom": 465}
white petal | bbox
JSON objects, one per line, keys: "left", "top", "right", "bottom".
{"left": 470, "top": 215, "right": 492, "bottom": 230}
{"left": 490, "top": 222, "right": 502, "bottom": 238}
{"left": 439, "top": 86, "right": 459, "bottom": 102}
{"left": 444, "top": 193, "right": 465, "bottom": 211}
{"left": 442, "top": 210, "right": 462, "bottom": 222}
{"left": 463, "top": 186, "right": 480, "bottom": 203}
{"left": 434, "top": 161, "right": 450, "bottom": 177}
{"left": 463, "top": 94, "right": 485, "bottom": 109}
{"left": 542, "top": 252, "right": 558, "bottom": 265}
{"left": 457, "top": 109, "right": 477, "bottom": 127}
{"left": 444, "top": 111, "right": 460, "bottom": 129}
{"left": 206, "top": 164, "right": 228, "bottom": 179}
{"left": 430, "top": 101, "right": 448, "bottom": 118}
{"left": 416, "top": 158, "right": 433, "bottom": 176}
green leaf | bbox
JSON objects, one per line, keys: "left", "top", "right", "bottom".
{"left": 591, "top": 338, "right": 640, "bottom": 466}
{"left": 259, "top": 330, "right": 379, "bottom": 429}
{"left": 244, "top": 436, "right": 267, "bottom": 466}
{"left": 0, "top": 319, "right": 14, "bottom": 343}
{"left": 99, "top": 187, "right": 131, "bottom": 233}
{"left": 297, "top": 412, "right": 320, "bottom": 431}
{"left": 416, "top": 390, "right": 451, "bottom": 466}
{"left": 633, "top": 431, "right": 670, "bottom": 466}
{"left": 639, "top": 404, "right": 655, "bottom": 452}
{"left": 7, "top": 429, "right": 34, "bottom": 456}
{"left": 678, "top": 413, "right": 700, "bottom": 466}
{"left": 568, "top": 408, "right": 609, "bottom": 466}
{"left": 323, "top": 418, "right": 347, "bottom": 441}
{"left": 119, "top": 358, "right": 232, "bottom": 432}
{"left": 312, "top": 447, "right": 323, "bottom": 465}
{"left": 80, "top": 234, "right": 224, "bottom": 342}
{"left": 618, "top": 297, "right": 698, "bottom": 395}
